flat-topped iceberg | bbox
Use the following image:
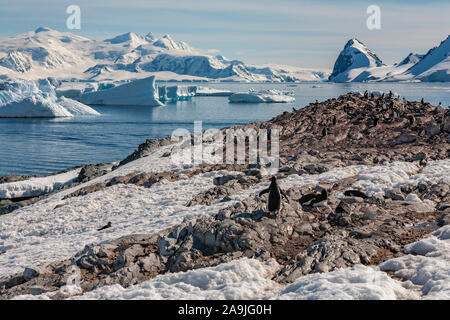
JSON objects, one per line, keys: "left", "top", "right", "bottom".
{"left": 228, "top": 89, "right": 295, "bottom": 103}
{"left": 0, "top": 77, "right": 99, "bottom": 118}
{"left": 80, "top": 76, "right": 164, "bottom": 106}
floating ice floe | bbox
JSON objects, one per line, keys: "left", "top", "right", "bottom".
{"left": 0, "top": 77, "right": 99, "bottom": 118}
{"left": 195, "top": 86, "right": 233, "bottom": 96}
{"left": 0, "top": 169, "right": 81, "bottom": 199}
{"left": 228, "top": 89, "right": 295, "bottom": 103}
{"left": 80, "top": 76, "right": 164, "bottom": 106}
{"left": 158, "top": 85, "right": 196, "bottom": 102}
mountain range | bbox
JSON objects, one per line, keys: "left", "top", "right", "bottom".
{"left": 0, "top": 27, "right": 328, "bottom": 82}
{"left": 0, "top": 27, "right": 448, "bottom": 82}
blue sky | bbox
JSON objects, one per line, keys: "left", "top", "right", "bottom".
{"left": 1, "top": 0, "right": 449, "bottom": 69}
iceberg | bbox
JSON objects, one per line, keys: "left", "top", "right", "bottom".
{"left": 195, "top": 86, "right": 233, "bottom": 96}
{"left": 158, "top": 85, "right": 196, "bottom": 102}
{"left": 0, "top": 77, "right": 99, "bottom": 118}
{"left": 80, "top": 76, "right": 164, "bottom": 106}
{"left": 228, "top": 89, "right": 295, "bottom": 103}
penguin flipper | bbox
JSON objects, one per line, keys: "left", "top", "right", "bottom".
{"left": 280, "top": 189, "right": 290, "bottom": 203}
{"left": 259, "top": 188, "right": 269, "bottom": 196}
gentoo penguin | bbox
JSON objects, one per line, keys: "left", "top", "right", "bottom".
{"left": 364, "top": 90, "right": 368, "bottom": 98}
{"left": 98, "top": 222, "right": 112, "bottom": 231}
{"left": 299, "top": 189, "right": 328, "bottom": 206}
{"left": 332, "top": 115, "right": 337, "bottom": 125}
{"left": 322, "top": 127, "right": 328, "bottom": 137}
{"left": 388, "top": 91, "right": 393, "bottom": 99}
{"left": 373, "top": 117, "right": 379, "bottom": 127}
{"left": 344, "top": 190, "right": 368, "bottom": 199}
{"left": 259, "top": 176, "right": 289, "bottom": 217}
{"left": 421, "top": 98, "right": 425, "bottom": 104}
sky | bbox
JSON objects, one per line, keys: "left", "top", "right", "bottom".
{"left": 0, "top": 0, "right": 449, "bottom": 70}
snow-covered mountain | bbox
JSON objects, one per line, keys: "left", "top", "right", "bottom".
{"left": 328, "top": 38, "right": 384, "bottom": 82}
{"left": 389, "top": 35, "right": 450, "bottom": 82}
{"left": 329, "top": 35, "right": 450, "bottom": 82}
{"left": 0, "top": 27, "right": 328, "bottom": 82}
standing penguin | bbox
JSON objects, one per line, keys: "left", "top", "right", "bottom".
{"left": 259, "top": 176, "right": 289, "bottom": 217}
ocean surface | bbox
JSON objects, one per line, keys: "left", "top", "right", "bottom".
{"left": 0, "top": 82, "right": 449, "bottom": 176}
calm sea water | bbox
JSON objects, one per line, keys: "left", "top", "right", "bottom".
{"left": 0, "top": 82, "right": 449, "bottom": 176}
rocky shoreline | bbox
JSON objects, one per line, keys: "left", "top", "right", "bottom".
{"left": 0, "top": 92, "right": 449, "bottom": 299}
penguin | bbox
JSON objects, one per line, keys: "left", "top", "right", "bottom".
{"left": 299, "top": 189, "right": 328, "bottom": 206}
{"left": 409, "top": 115, "right": 416, "bottom": 126}
{"left": 292, "top": 107, "right": 296, "bottom": 112}
{"left": 344, "top": 190, "right": 368, "bottom": 199}
{"left": 381, "top": 92, "right": 385, "bottom": 99}
{"left": 421, "top": 98, "right": 424, "bottom": 104}
{"left": 259, "top": 176, "right": 289, "bottom": 217}
{"left": 388, "top": 91, "right": 393, "bottom": 99}
{"left": 364, "top": 90, "right": 368, "bottom": 98}
{"left": 332, "top": 115, "right": 337, "bottom": 125}
{"left": 98, "top": 222, "right": 112, "bottom": 231}
{"left": 373, "top": 117, "right": 379, "bottom": 127}
{"left": 419, "top": 158, "right": 427, "bottom": 167}
{"left": 322, "top": 127, "right": 328, "bottom": 137}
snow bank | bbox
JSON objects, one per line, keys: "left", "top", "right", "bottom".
{"left": 229, "top": 89, "right": 295, "bottom": 103}
{"left": 0, "top": 169, "right": 81, "bottom": 199}
{"left": 80, "top": 76, "right": 164, "bottom": 106}
{"left": 195, "top": 86, "right": 233, "bottom": 96}
{"left": 0, "top": 77, "right": 99, "bottom": 117}
{"left": 350, "top": 161, "right": 419, "bottom": 198}
{"left": 158, "top": 85, "right": 196, "bottom": 102}
{"left": 380, "top": 225, "right": 450, "bottom": 299}
{"left": 69, "top": 258, "right": 280, "bottom": 300}
{"left": 278, "top": 265, "right": 416, "bottom": 300}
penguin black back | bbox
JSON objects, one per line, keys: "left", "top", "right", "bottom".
{"left": 259, "top": 176, "right": 289, "bottom": 215}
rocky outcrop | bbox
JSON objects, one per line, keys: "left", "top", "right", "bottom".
{"left": 2, "top": 172, "right": 447, "bottom": 299}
